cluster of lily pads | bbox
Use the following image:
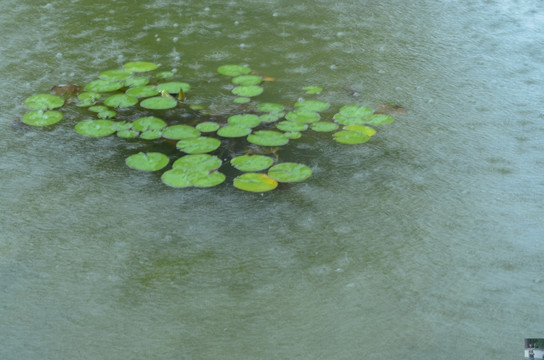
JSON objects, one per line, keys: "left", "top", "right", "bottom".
{"left": 21, "top": 61, "right": 394, "bottom": 192}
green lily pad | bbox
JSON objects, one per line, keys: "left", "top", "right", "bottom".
{"left": 99, "top": 69, "right": 132, "bottom": 80}
{"left": 228, "top": 114, "right": 260, "bottom": 128}
{"left": 333, "top": 130, "right": 370, "bottom": 144}
{"left": 126, "top": 85, "right": 159, "bottom": 98}
{"left": 333, "top": 105, "right": 373, "bottom": 125}
{"left": 133, "top": 116, "right": 166, "bottom": 131}
{"left": 217, "top": 125, "right": 252, "bottom": 138}
{"left": 124, "top": 61, "right": 159, "bottom": 72}
{"left": 173, "top": 154, "right": 222, "bottom": 172}
{"left": 268, "top": 162, "right": 312, "bottom": 183}
{"left": 303, "top": 86, "right": 323, "bottom": 94}
{"left": 176, "top": 137, "right": 221, "bottom": 154}
{"left": 126, "top": 152, "right": 169, "bottom": 171}
{"left": 22, "top": 110, "right": 63, "bottom": 126}
{"left": 188, "top": 171, "right": 226, "bottom": 187}
{"left": 310, "top": 122, "right": 339, "bottom": 132}
{"left": 156, "top": 82, "right": 191, "bottom": 94}
{"left": 161, "top": 169, "right": 192, "bottom": 188}
{"left": 162, "top": 125, "right": 200, "bottom": 140}
{"left": 84, "top": 79, "right": 124, "bottom": 93}
{"left": 259, "top": 112, "right": 284, "bottom": 123}
{"left": 276, "top": 120, "right": 308, "bottom": 132}
{"left": 294, "top": 100, "right": 329, "bottom": 112}
{"left": 124, "top": 76, "right": 149, "bottom": 87}
{"left": 140, "top": 96, "right": 177, "bottom": 110}
{"left": 116, "top": 129, "right": 139, "bottom": 138}
{"left": 257, "top": 103, "right": 284, "bottom": 112}
{"left": 97, "top": 110, "right": 117, "bottom": 119}
{"left": 110, "top": 121, "right": 133, "bottom": 131}
{"left": 283, "top": 131, "right": 302, "bottom": 139}
{"left": 285, "top": 109, "right": 320, "bottom": 123}
{"left": 25, "top": 94, "right": 64, "bottom": 110}
{"left": 247, "top": 130, "right": 289, "bottom": 146}
{"left": 344, "top": 124, "right": 376, "bottom": 136}
{"left": 231, "top": 155, "right": 274, "bottom": 172}
{"left": 232, "top": 75, "right": 262, "bottom": 86}
{"left": 232, "top": 85, "right": 263, "bottom": 97}
{"left": 74, "top": 119, "right": 116, "bottom": 137}
{"left": 233, "top": 173, "right": 278, "bottom": 192}
{"left": 196, "top": 121, "right": 220, "bottom": 133}
{"left": 140, "top": 129, "right": 163, "bottom": 140}
{"left": 217, "top": 64, "right": 251, "bottom": 76}
{"left": 233, "top": 97, "right": 251, "bottom": 104}
{"left": 364, "top": 114, "right": 395, "bottom": 125}
{"left": 88, "top": 105, "right": 109, "bottom": 113}
{"left": 78, "top": 92, "right": 101, "bottom": 101}
{"left": 104, "top": 94, "right": 138, "bottom": 108}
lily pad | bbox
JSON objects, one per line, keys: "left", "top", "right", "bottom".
{"left": 99, "top": 69, "right": 132, "bottom": 80}
{"left": 285, "top": 109, "right": 320, "bottom": 123}
{"left": 333, "top": 130, "right": 370, "bottom": 144}
{"left": 176, "top": 137, "right": 221, "bottom": 154}
{"left": 276, "top": 120, "right": 308, "bottom": 132}
{"left": 84, "top": 79, "right": 124, "bottom": 93}
{"left": 156, "top": 82, "right": 191, "bottom": 94}
{"left": 126, "top": 85, "right": 159, "bottom": 98}
{"left": 232, "top": 75, "right": 262, "bottom": 86}
{"left": 268, "top": 162, "right": 312, "bottom": 182}
{"left": 364, "top": 114, "right": 395, "bottom": 125}
{"left": 126, "top": 152, "right": 169, "bottom": 171}
{"left": 104, "top": 94, "right": 138, "bottom": 108}
{"left": 117, "top": 129, "right": 139, "bottom": 138}
{"left": 78, "top": 92, "right": 101, "bottom": 101}
{"left": 247, "top": 130, "right": 289, "bottom": 146}
{"left": 294, "top": 100, "right": 329, "bottom": 112}
{"left": 133, "top": 116, "right": 167, "bottom": 131}
{"left": 161, "top": 169, "right": 192, "bottom": 188}
{"left": 74, "top": 119, "right": 116, "bottom": 137}
{"left": 124, "top": 76, "right": 149, "bottom": 87}
{"left": 259, "top": 112, "right": 284, "bottom": 123}
{"left": 232, "top": 85, "right": 263, "bottom": 97}
{"left": 303, "top": 86, "right": 323, "bottom": 94}
{"left": 162, "top": 125, "right": 200, "bottom": 140}
{"left": 173, "top": 154, "right": 222, "bottom": 172}
{"left": 233, "top": 173, "right": 278, "bottom": 192}
{"left": 310, "top": 122, "right": 339, "bottom": 132}
{"left": 233, "top": 97, "right": 251, "bottom": 104}
{"left": 231, "top": 155, "right": 274, "bottom": 172}
{"left": 196, "top": 121, "right": 220, "bottom": 133}
{"left": 333, "top": 105, "right": 373, "bottom": 125}
{"left": 217, "top": 125, "right": 252, "bottom": 138}
{"left": 140, "top": 129, "right": 163, "bottom": 140}
{"left": 257, "top": 103, "right": 284, "bottom": 112}
{"left": 140, "top": 96, "right": 177, "bottom": 110}
{"left": 97, "top": 110, "right": 117, "bottom": 119}
{"left": 283, "top": 131, "right": 302, "bottom": 139}
{"left": 188, "top": 171, "right": 226, "bottom": 187}
{"left": 124, "top": 61, "right": 159, "bottom": 72}
{"left": 88, "top": 105, "right": 109, "bottom": 113}
{"left": 228, "top": 114, "right": 260, "bottom": 128}
{"left": 344, "top": 124, "right": 376, "bottom": 136}
{"left": 25, "top": 94, "right": 64, "bottom": 110}
{"left": 22, "top": 110, "right": 63, "bottom": 126}
{"left": 217, "top": 64, "right": 251, "bottom": 76}
{"left": 110, "top": 121, "right": 133, "bottom": 131}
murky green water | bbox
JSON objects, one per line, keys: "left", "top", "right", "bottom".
{"left": 1, "top": 0, "right": 543, "bottom": 359}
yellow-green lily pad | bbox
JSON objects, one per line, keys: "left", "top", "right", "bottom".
{"left": 196, "top": 121, "right": 220, "bottom": 133}
{"left": 217, "top": 125, "right": 252, "bottom": 138}
{"left": 233, "top": 173, "right": 278, "bottom": 192}
{"left": 124, "top": 61, "right": 159, "bottom": 72}
{"left": 176, "top": 137, "right": 221, "bottom": 154}
{"left": 74, "top": 119, "right": 116, "bottom": 137}
{"left": 133, "top": 116, "right": 167, "bottom": 131}
{"left": 104, "top": 94, "right": 138, "bottom": 108}
{"left": 217, "top": 64, "right": 251, "bottom": 76}
{"left": 126, "top": 152, "right": 169, "bottom": 171}
{"left": 84, "top": 79, "right": 124, "bottom": 93}
{"left": 232, "top": 85, "right": 263, "bottom": 97}
{"left": 228, "top": 114, "right": 260, "bottom": 128}
{"left": 268, "top": 162, "right": 312, "bottom": 182}
{"left": 140, "top": 96, "right": 177, "bottom": 110}
{"left": 247, "top": 130, "right": 289, "bottom": 146}
{"left": 231, "top": 155, "right": 274, "bottom": 172}
{"left": 22, "top": 110, "right": 63, "bottom": 126}
{"left": 24, "top": 94, "right": 64, "bottom": 110}
{"left": 333, "top": 130, "right": 370, "bottom": 144}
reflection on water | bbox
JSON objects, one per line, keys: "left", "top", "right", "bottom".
{"left": 1, "top": 0, "right": 543, "bottom": 359}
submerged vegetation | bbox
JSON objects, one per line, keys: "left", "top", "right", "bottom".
{"left": 20, "top": 61, "right": 396, "bottom": 192}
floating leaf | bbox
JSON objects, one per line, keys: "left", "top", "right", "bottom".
{"left": 176, "top": 137, "right": 221, "bottom": 154}
{"left": 99, "top": 69, "right": 132, "bottom": 80}
{"left": 257, "top": 103, "right": 284, "bottom": 112}
{"left": 233, "top": 97, "right": 251, "bottom": 104}
{"left": 22, "top": 110, "right": 63, "bottom": 126}
{"left": 196, "top": 121, "right": 220, "bottom": 133}
{"left": 231, "top": 155, "right": 274, "bottom": 172}
{"left": 259, "top": 112, "right": 284, "bottom": 123}
{"left": 232, "top": 85, "right": 263, "bottom": 97}
{"left": 124, "top": 77, "right": 149, "bottom": 87}
{"left": 97, "top": 110, "right": 117, "bottom": 119}
{"left": 285, "top": 109, "right": 320, "bottom": 123}
{"left": 311, "top": 122, "right": 339, "bottom": 132}
{"left": 188, "top": 171, "right": 226, "bottom": 187}
{"left": 276, "top": 120, "right": 308, "bottom": 132}
{"left": 124, "top": 61, "right": 159, "bottom": 72}
{"left": 283, "top": 131, "right": 302, "bottom": 139}
{"left": 126, "top": 85, "right": 159, "bottom": 98}
{"left": 344, "top": 124, "right": 376, "bottom": 136}
{"left": 364, "top": 114, "right": 395, "bottom": 125}
{"left": 161, "top": 169, "right": 192, "bottom": 188}
{"left": 303, "top": 86, "right": 323, "bottom": 94}
{"left": 232, "top": 75, "right": 262, "bottom": 86}
{"left": 268, "top": 162, "right": 312, "bottom": 182}
{"left": 133, "top": 116, "right": 166, "bottom": 131}
{"left": 88, "top": 105, "right": 109, "bottom": 113}
{"left": 233, "top": 173, "right": 278, "bottom": 192}
{"left": 140, "top": 96, "right": 177, "bottom": 110}
{"left": 294, "top": 100, "right": 329, "bottom": 112}
{"left": 117, "top": 129, "right": 139, "bottom": 138}
{"left": 84, "top": 79, "right": 124, "bottom": 93}
{"left": 228, "top": 114, "right": 260, "bottom": 128}
{"left": 217, "top": 125, "right": 252, "bottom": 138}
{"left": 247, "top": 130, "right": 289, "bottom": 146}
{"left": 110, "top": 121, "right": 133, "bottom": 131}
{"left": 78, "top": 92, "right": 101, "bottom": 101}
{"left": 74, "top": 119, "right": 116, "bottom": 137}
{"left": 217, "top": 64, "right": 251, "bottom": 76}
{"left": 162, "top": 125, "right": 200, "bottom": 140}
{"left": 126, "top": 152, "right": 169, "bottom": 171}
{"left": 173, "top": 154, "right": 222, "bottom": 172}
{"left": 333, "top": 130, "right": 370, "bottom": 144}
{"left": 24, "top": 94, "right": 64, "bottom": 110}
{"left": 140, "top": 129, "right": 163, "bottom": 140}
{"left": 333, "top": 105, "right": 373, "bottom": 125}
{"left": 104, "top": 94, "right": 138, "bottom": 108}
{"left": 156, "top": 82, "right": 190, "bottom": 94}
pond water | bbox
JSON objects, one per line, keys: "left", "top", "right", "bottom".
{"left": 1, "top": 0, "right": 543, "bottom": 359}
